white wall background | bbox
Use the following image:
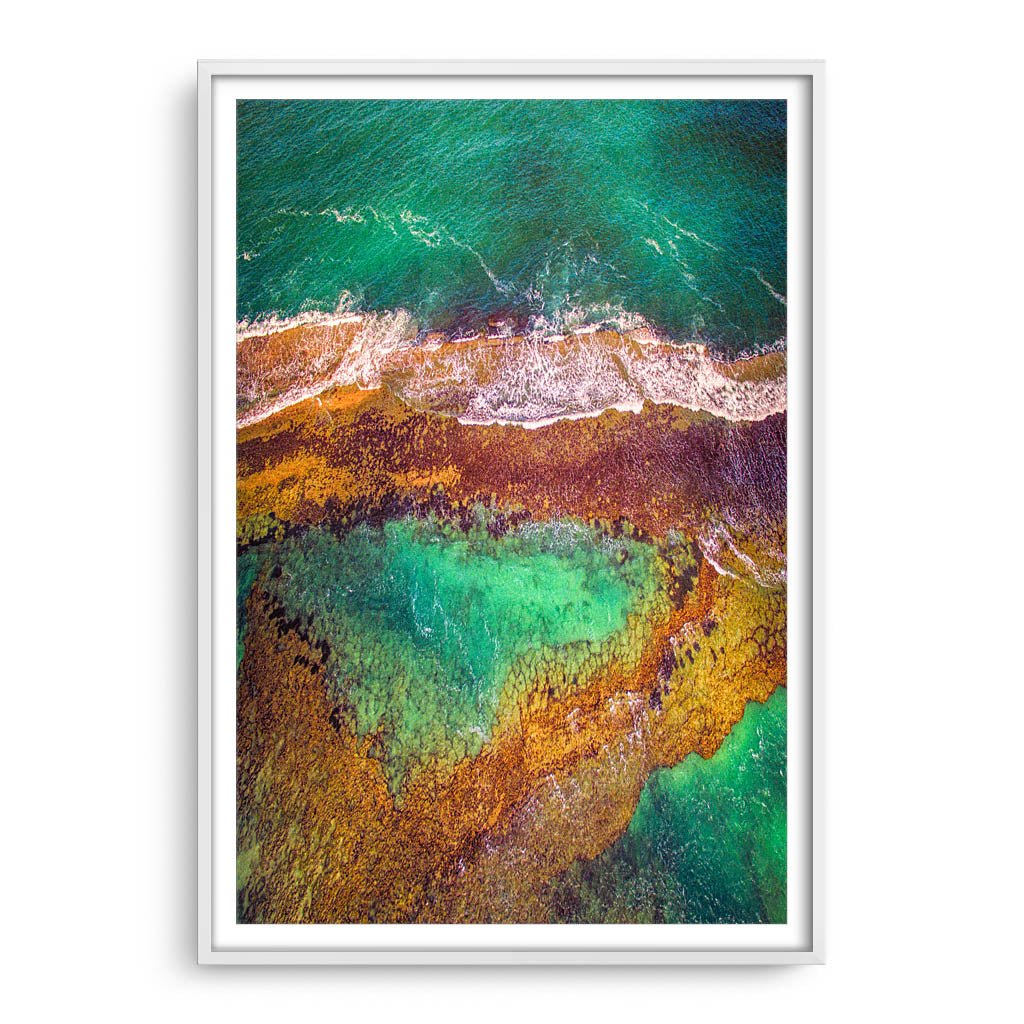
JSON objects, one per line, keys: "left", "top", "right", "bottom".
{"left": 4, "top": 2, "right": 1020, "bottom": 1019}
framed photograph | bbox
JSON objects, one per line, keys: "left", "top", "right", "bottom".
{"left": 199, "top": 59, "right": 823, "bottom": 965}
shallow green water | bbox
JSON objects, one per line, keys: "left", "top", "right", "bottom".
{"left": 238, "top": 516, "right": 667, "bottom": 788}
{"left": 237, "top": 99, "right": 786, "bottom": 354}
{"left": 547, "top": 687, "right": 787, "bottom": 923}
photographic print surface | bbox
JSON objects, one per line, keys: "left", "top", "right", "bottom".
{"left": 235, "top": 99, "right": 787, "bottom": 925}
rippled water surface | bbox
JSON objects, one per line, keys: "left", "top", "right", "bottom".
{"left": 237, "top": 99, "right": 787, "bottom": 354}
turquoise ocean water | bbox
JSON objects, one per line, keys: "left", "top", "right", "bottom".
{"left": 239, "top": 515, "right": 667, "bottom": 789}
{"left": 547, "top": 687, "right": 787, "bottom": 923}
{"left": 237, "top": 100, "right": 787, "bottom": 355}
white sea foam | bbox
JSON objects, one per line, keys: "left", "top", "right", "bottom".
{"left": 447, "top": 233, "right": 514, "bottom": 295}
{"left": 236, "top": 308, "right": 417, "bottom": 427}
{"left": 236, "top": 309, "right": 365, "bottom": 340}
{"left": 237, "top": 293, "right": 365, "bottom": 339}
{"left": 321, "top": 207, "right": 365, "bottom": 224}
{"left": 661, "top": 214, "right": 720, "bottom": 252}
{"left": 316, "top": 201, "right": 515, "bottom": 296}
{"left": 237, "top": 305, "right": 786, "bottom": 430}
{"left": 400, "top": 209, "right": 445, "bottom": 248}
{"left": 697, "top": 508, "right": 787, "bottom": 589}
{"left": 748, "top": 266, "right": 788, "bottom": 306}
{"left": 523, "top": 303, "right": 655, "bottom": 341}
{"left": 389, "top": 330, "right": 785, "bottom": 428}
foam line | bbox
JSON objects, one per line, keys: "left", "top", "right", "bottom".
{"left": 237, "top": 310, "right": 786, "bottom": 430}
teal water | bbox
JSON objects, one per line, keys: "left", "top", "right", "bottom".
{"left": 237, "top": 100, "right": 786, "bottom": 354}
{"left": 238, "top": 515, "right": 668, "bottom": 789}
{"left": 546, "top": 687, "right": 787, "bottom": 923}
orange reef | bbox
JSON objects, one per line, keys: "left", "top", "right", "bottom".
{"left": 238, "top": 385, "right": 785, "bottom": 553}
{"left": 235, "top": 331, "right": 787, "bottom": 923}
{"left": 238, "top": 558, "right": 784, "bottom": 922}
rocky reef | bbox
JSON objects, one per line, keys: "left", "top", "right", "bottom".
{"left": 235, "top": 326, "right": 787, "bottom": 923}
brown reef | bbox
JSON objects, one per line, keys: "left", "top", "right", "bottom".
{"left": 237, "top": 385, "right": 785, "bottom": 560}
{"left": 235, "top": 334, "right": 787, "bottom": 922}
{"left": 237, "top": 553, "right": 785, "bottom": 922}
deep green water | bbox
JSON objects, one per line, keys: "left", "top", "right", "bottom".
{"left": 237, "top": 99, "right": 786, "bottom": 354}
{"left": 547, "top": 687, "right": 787, "bottom": 923}
{"left": 238, "top": 516, "right": 670, "bottom": 789}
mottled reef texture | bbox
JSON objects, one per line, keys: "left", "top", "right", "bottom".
{"left": 236, "top": 365, "right": 786, "bottom": 923}
{"left": 237, "top": 383, "right": 785, "bottom": 561}
{"left": 238, "top": 558, "right": 783, "bottom": 922}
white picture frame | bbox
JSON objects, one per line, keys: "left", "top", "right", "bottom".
{"left": 199, "top": 59, "right": 824, "bottom": 965}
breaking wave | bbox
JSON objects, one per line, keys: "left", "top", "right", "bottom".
{"left": 236, "top": 310, "right": 785, "bottom": 430}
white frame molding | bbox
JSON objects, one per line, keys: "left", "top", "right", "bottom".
{"left": 198, "top": 59, "right": 824, "bottom": 965}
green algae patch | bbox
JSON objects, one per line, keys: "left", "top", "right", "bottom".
{"left": 238, "top": 514, "right": 667, "bottom": 791}
{"left": 546, "top": 686, "right": 787, "bottom": 923}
